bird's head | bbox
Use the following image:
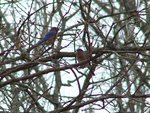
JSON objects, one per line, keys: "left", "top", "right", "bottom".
{"left": 77, "top": 49, "right": 84, "bottom": 52}
{"left": 50, "top": 27, "right": 59, "bottom": 32}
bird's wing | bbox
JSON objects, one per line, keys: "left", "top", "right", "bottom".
{"left": 38, "top": 31, "right": 55, "bottom": 45}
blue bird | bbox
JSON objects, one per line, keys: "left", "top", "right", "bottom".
{"left": 27, "top": 27, "right": 59, "bottom": 52}
{"left": 38, "top": 27, "right": 59, "bottom": 45}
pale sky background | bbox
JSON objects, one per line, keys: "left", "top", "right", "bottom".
{"left": 1, "top": 0, "right": 149, "bottom": 113}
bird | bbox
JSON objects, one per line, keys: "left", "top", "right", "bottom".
{"left": 76, "top": 49, "right": 95, "bottom": 75}
{"left": 27, "top": 27, "right": 59, "bottom": 53}
{"left": 38, "top": 27, "right": 59, "bottom": 45}
{"left": 76, "top": 49, "right": 89, "bottom": 68}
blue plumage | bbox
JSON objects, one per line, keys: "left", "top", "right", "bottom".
{"left": 38, "top": 27, "right": 59, "bottom": 45}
